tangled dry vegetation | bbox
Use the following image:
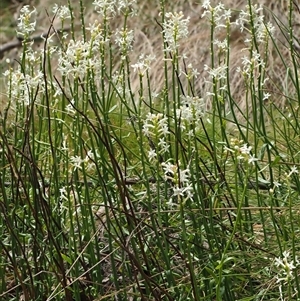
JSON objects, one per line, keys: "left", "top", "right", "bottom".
{"left": 1, "top": 0, "right": 299, "bottom": 119}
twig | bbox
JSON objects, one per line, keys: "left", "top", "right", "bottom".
{"left": 3, "top": 177, "right": 297, "bottom": 191}
{"left": 0, "top": 27, "right": 71, "bottom": 57}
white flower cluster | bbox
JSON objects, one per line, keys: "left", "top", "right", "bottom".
{"left": 201, "top": 1, "right": 232, "bottom": 97}
{"left": 204, "top": 64, "right": 228, "bottom": 81}
{"left": 180, "top": 63, "right": 200, "bottom": 80}
{"left": 142, "top": 113, "right": 170, "bottom": 161}
{"left": 59, "top": 186, "right": 69, "bottom": 202}
{"left": 201, "top": 0, "right": 275, "bottom": 102}
{"left": 176, "top": 95, "right": 205, "bottom": 129}
{"left": 236, "top": 49, "right": 271, "bottom": 99}
{"left": 274, "top": 251, "right": 299, "bottom": 284}
{"left": 162, "top": 161, "right": 193, "bottom": 201}
{"left": 201, "top": 1, "right": 233, "bottom": 57}
{"left": 93, "top": 0, "right": 136, "bottom": 17}
{"left": 162, "top": 11, "right": 190, "bottom": 53}
{"left": 204, "top": 64, "right": 228, "bottom": 97}
{"left": 236, "top": 4, "right": 275, "bottom": 44}
{"left": 54, "top": 2, "right": 141, "bottom": 81}
{"left": 3, "top": 69, "right": 44, "bottom": 106}
{"left": 57, "top": 40, "right": 91, "bottom": 79}
{"left": 70, "top": 150, "right": 96, "bottom": 172}
{"left": 201, "top": 1, "right": 231, "bottom": 30}
{"left": 224, "top": 138, "right": 258, "bottom": 165}
{"left": 131, "top": 54, "right": 156, "bottom": 77}
{"left": 93, "top": 0, "right": 116, "bottom": 17}
{"left": 236, "top": 50, "right": 265, "bottom": 78}
{"left": 142, "top": 113, "right": 169, "bottom": 138}
{"left": 117, "top": 0, "right": 137, "bottom": 15}
{"left": 52, "top": 4, "right": 71, "bottom": 22}
{"left": 17, "top": 5, "right": 37, "bottom": 38}
{"left": 115, "top": 28, "right": 135, "bottom": 55}
{"left": 56, "top": 21, "right": 109, "bottom": 78}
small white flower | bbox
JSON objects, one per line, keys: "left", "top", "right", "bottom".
{"left": 148, "top": 149, "right": 157, "bottom": 161}
{"left": 70, "top": 155, "right": 84, "bottom": 170}
{"left": 65, "top": 99, "right": 76, "bottom": 115}
{"left": 61, "top": 138, "right": 69, "bottom": 152}
{"left": 213, "top": 39, "right": 229, "bottom": 52}
{"left": 273, "top": 181, "right": 281, "bottom": 188}
{"left": 158, "top": 138, "right": 169, "bottom": 154}
{"left": 288, "top": 165, "right": 299, "bottom": 178}
{"left": 86, "top": 150, "right": 95, "bottom": 160}
{"left": 173, "top": 185, "right": 185, "bottom": 197}
{"left": 59, "top": 186, "right": 68, "bottom": 201}
{"left": 263, "top": 92, "right": 271, "bottom": 100}
{"left": 178, "top": 168, "right": 191, "bottom": 184}
{"left": 162, "top": 162, "right": 177, "bottom": 180}
{"left": 239, "top": 143, "right": 252, "bottom": 155}
{"left": 204, "top": 64, "right": 228, "bottom": 80}
{"left": 181, "top": 63, "right": 200, "bottom": 80}
{"left": 188, "top": 64, "right": 200, "bottom": 78}
{"left": 86, "top": 162, "right": 95, "bottom": 171}
{"left": 202, "top": 0, "right": 211, "bottom": 10}
{"left": 248, "top": 154, "right": 259, "bottom": 165}
{"left": 3, "top": 68, "right": 45, "bottom": 106}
